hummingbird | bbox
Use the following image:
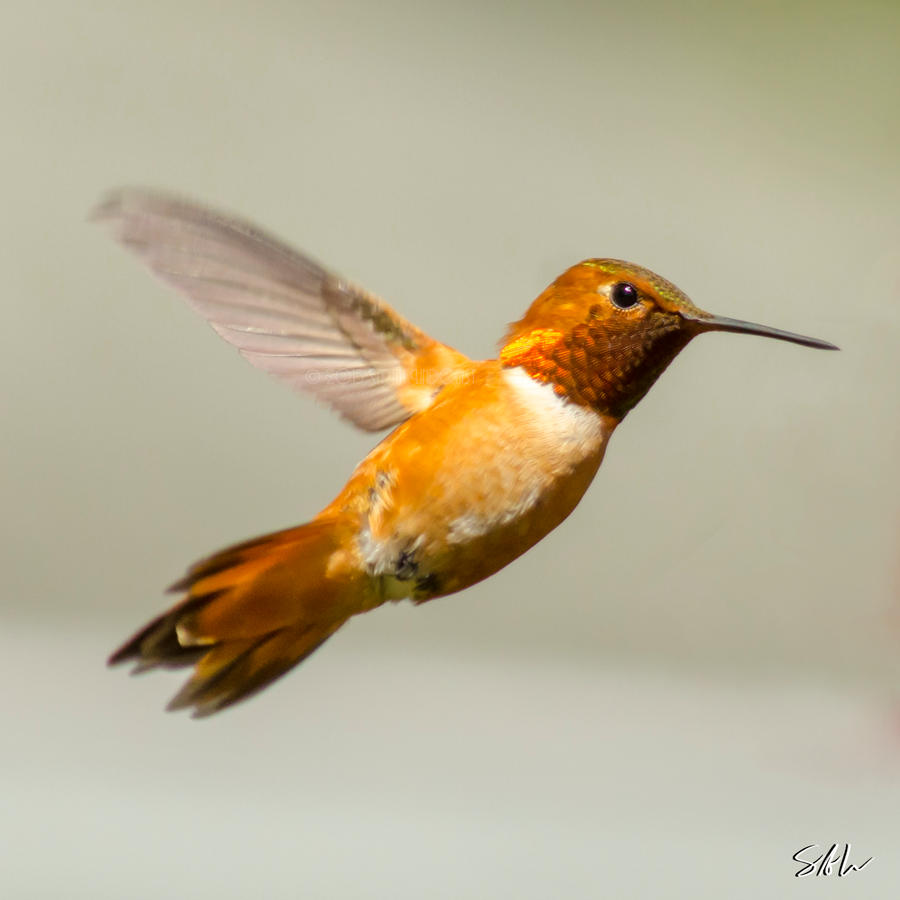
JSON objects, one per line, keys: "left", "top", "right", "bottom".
{"left": 94, "top": 188, "right": 838, "bottom": 717}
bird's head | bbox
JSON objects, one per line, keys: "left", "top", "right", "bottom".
{"left": 500, "top": 259, "right": 837, "bottom": 420}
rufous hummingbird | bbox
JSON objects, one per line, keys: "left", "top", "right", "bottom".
{"left": 94, "top": 188, "right": 838, "bottom": 716}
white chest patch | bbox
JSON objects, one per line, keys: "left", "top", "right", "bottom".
{"left": 501, "top": 366, "right": 609, "bottom": 454}
{"left": 443, "top": 368, "right": 611, "bottom": 545}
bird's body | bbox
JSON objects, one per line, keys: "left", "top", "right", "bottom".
{"left": 94, "top": 189, "right": 836, "bottom": 716}
{"left": 330, "top": 361, "right": 612, "bottom": 604}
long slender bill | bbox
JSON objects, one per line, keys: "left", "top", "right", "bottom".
{"left": 685, "top": 312, "right": 839, "bottom": 351}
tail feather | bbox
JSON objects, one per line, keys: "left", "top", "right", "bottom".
{"left": 167, "top": 525, "right": 314, "bottom": 592}
{"left": 166, "top": 622, "right": 342, "bottom": 718}
{"left": 109, "top": 594, "right": 212, "bottom": 670}
{"left": 109, "top": 518, "right": 359, "bottom": 715}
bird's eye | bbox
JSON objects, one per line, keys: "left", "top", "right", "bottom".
{"left": 610, "top": 281, "right": 640, "bottom": 310}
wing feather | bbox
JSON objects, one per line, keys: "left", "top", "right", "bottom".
{"left": 92, "top": 188, "right": 469, "bottom": 431}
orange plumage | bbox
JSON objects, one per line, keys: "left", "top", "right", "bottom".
{"left": 95, "top": 189, "right": 837, "bottom": 716}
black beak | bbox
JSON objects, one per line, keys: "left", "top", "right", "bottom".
{"left": 683, "top": 312, "right": 839, "bottom": 351}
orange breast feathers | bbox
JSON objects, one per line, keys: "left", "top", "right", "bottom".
{"left": 327, "top": 361, "right": 615, "bottom": 600}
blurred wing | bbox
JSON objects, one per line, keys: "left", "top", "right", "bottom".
{"left": 92, "top": 188, "right": 468, "bottom": 431}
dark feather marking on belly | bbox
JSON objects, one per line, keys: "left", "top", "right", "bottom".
{"left": 413, "top": 572, "right": 441, "bottom": 598}
{"left": 395, "top": 548, "right": 418, "bottom": 580}
{"left": 393, "top": 545, "right": 441, "bottom": 598}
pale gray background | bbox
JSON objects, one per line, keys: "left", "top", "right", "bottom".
{"left": 2, "top": 0, "right": 899, "bottom": 897}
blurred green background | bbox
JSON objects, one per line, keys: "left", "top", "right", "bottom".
{"left": 2, "top": 0, "right": 899, "bottom": 897}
